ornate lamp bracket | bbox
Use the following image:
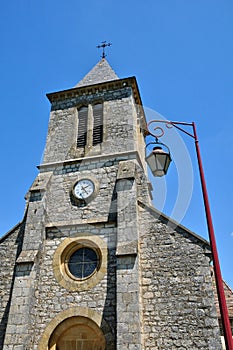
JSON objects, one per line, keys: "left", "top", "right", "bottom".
{"left": 146, "top": 119, "right": 196, "bottom": 141}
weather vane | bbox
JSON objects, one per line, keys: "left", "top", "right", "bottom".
{"left": 97, "top": 41, "right": 112, "bottom": 58}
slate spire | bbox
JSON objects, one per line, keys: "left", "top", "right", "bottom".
{"left": 75, "top": 58, "right": 119, "bottom": 88}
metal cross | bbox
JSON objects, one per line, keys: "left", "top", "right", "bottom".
{"left": 96, "top": 41, "right": 112, "bottom": 58}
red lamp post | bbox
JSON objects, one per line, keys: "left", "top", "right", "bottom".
{"left": 146, "top": 120, "right": 233, "bottom": 350}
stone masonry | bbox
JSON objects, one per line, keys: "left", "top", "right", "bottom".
{"left": 0, "top": 58, "right": 230, "bottom": 349}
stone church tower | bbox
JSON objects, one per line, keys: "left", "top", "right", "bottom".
{"left": 0, "top": 58, "right": 230, "bottom": 349}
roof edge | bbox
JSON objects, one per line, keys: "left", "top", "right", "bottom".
{"left": 0, "top": 221, "right": 23, "bottom": 243}
{"left": 46, "top": 76, "right": 138, "bottom": 101}
{"left": 138, "top": 200, "right": 211, "bottom": 248}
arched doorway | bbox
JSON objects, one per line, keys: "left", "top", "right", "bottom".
{"left": 48, "top": 316, "right": 106, "bottom": 350}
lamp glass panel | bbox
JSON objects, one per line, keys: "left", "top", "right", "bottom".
{"left": 146, "top": 149, "right": 171, "bottom": 177}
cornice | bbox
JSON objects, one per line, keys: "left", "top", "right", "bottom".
{"left": 46, "top": 76, "right": 142, "bottom": 105}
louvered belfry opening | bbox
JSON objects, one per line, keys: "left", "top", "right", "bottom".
{"left": 77, "top": 106, "right": 88, "bottom": 148}
{"left": 93, "top": 103, "right": 103, "bottom": 146}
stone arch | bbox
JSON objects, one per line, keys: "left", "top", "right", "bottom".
{"left": 49, "top": 316, "right": 105, "bottom": 350}
{"left": 38, "top": 307, "right": 114, "bottom": 350}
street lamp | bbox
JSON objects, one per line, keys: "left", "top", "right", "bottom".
{"left": 145, "top": 140, "right": 172, "bottom": 177}
{"left": 146, "top": 119, "right": 233, "bottom": 350}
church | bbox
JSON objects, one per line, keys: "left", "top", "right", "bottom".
{"left": 0, "top": 56, "right": 232, "bottom": 349}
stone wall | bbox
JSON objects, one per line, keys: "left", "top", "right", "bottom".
{"left": 44, "top": 163, "right": 118, "bottom": 225}
{"left": 27, "top": 223, "right": 117, "bottom": 349}
{"left": 138, "top": 204, "right": 222, "bottom": 350}
{"left": 0, "top": 223, "right": 24, "bottom": 349}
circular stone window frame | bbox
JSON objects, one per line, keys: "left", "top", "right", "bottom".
{"left": 70, "top": 175, "right": 99, "bottom": 205}
{"left": 53, "top": 234, "right": 107, "bottom": 291}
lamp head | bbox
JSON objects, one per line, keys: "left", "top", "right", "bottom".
{"left": 146, "top": 144, "right": 172, "bottom": 177}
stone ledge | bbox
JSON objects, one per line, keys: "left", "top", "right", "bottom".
{"left": 116, "top": 241, "right": 138, "bottom": 256}
{"left": 45, "top": 216, "right": 109, "bottom": 229}
{"left": 117, "top": 160, "right": 136, "bottom": 180}
{"left": 37, "top": 150, "right": 143, "bottom": 171}
{"left": 16, "top": 250, "right": 38, "bottom": 264}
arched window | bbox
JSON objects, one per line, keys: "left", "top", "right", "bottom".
{"left": 77, "top": 106, "right": 88, "bottom": 148}
{"left": 92, "top": 103, "right": 103, "bottom": 146}
{"left": 48, "top": 316, "right": 106, "bottom": 350}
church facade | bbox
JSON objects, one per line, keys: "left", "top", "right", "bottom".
{"left": 0, "top": 58, "right": 231, "bottom": 349}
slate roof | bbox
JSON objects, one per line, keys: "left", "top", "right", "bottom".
{"left": 75, "top": 58, "right": 119, "bottom": 88}
{"left": 212, "top": 271, "right": 233, "bottom": 318}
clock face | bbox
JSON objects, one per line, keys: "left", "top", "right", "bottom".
{"left": 73, "top": 179, "right": 95, "bottom": 200}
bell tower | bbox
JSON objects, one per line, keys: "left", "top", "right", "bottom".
{"left": 2, "top": 58, "right": 151, "bottom": 349}
{"left": 0, "top": 58, "right": 223, "bottom": 350}
{"left": 42, "top": 58, "right": 147, "bottom": 165}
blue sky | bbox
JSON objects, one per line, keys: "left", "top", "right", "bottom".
{"left": 0, "top": 1, "right": 232, "bottom": 288}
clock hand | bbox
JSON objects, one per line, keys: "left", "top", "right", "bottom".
{"left": 81, "top": 186, "right": 89, "bottom": 194}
